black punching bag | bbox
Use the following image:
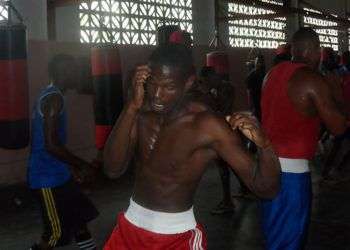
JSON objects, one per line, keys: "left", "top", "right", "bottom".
{"left": 0, "top": 24, "right": 29, "bottom": 149}
{"left": 91, "top": 45, "right": 123, "bottom": 150}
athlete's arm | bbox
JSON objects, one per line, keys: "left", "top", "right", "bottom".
{"left": 201, "top": 113, "right": 280, "bottom": 199}
{"left": 42, "top": 94, "right": 93, "bottom": 182}
{"left": 323, "top": 72, "right": 345, "bottom": 108}
{"left": 104, "top": 65, "right": 150, "bottom": 179}
{"left": 305, "top": 71, "right": 347, "bottom": 135}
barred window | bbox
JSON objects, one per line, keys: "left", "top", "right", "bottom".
{"left": 228, "top": 0, "right": 286, "bottom": 49}
{"left": 0, "top": 0, "right": 9, "bottom": 22}
{"left": 79, "top": 0, "right": 192, "bottom": 45}
{"left": 303, "top": 8, "right": 338, "bottom": 51}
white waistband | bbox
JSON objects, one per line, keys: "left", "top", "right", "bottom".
{"left": 124, "top": 198, "right": 197, "bottom": 234}
{"left": 279, "top": 157, "right": 310, "bottom": 173}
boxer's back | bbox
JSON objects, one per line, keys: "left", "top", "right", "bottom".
{"left": 262, "top": 62, "right": 321, "bottom": 159}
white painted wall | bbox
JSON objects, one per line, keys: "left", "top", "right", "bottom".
{"left": 56, "top": 5, "right": 80, "bottom": 42}
{"left": 11, "top": 0, "right": 47, "bottom": 40}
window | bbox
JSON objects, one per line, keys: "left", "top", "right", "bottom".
{"left": 228, "top": 0, "right": 286, "bottom": 49}
{"left": 0, "top": 0, "right": 9, "bottom": 22}
{"left": 79, "top": 0, "right": 192, "bottom": 45}
{"left": 303, "top": 8, "right": 338, "bottom": 51}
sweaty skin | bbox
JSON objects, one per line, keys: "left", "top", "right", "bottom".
{"left": 288, "top": 67, "right": 347, "bottom": 136}
{"left": 280, "top": 36, "right": 348, "bottom": 137}
{"left": 104, "top": 64, "right": 281, "bottom": 213}
{"left": 260, "top": 64, "right": 348, "bottom": 157}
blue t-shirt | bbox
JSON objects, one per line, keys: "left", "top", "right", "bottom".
{"left": 28, "top": 84, "right": 71, "bottom": 189}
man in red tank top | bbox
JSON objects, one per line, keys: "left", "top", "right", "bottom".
{"left": 261, "top": 28, "right": 348, "bottom": 250}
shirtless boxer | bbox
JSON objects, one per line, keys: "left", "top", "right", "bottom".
{"left": 103, "top": 44, "right": 281, "bottom": 250}
{"left": 261, "top": 28, "right": 348, "bottom": 250}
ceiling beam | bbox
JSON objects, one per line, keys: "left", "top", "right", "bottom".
{"left": 49, "top": 0, "right": 81, "bottom": 7}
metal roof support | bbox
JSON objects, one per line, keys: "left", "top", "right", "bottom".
{"left": 285, "top": 0, "right": 300, "bottom": 41}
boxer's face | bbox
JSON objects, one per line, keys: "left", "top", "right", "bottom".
{"left": 146, "top": 64, "right": 191, "bottom": 114}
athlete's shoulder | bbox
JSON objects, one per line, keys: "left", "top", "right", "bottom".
{"left": 289, "top": 67, "right": 326, "bottom": 95}
{"left": 292, "top": 66, "right": 323, "bottom": 82}
{"left": 40, "top": 92, "right": 64, "bottom": 117}
{"left": 193, "top": 109, "right": 226, "bottom": 132}
{"left": 187, "top": 100, "right": 211, "bottom": 113}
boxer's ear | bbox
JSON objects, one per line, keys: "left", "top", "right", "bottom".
{"left": 184, "top": 74, "right": 195, "bottom": 91}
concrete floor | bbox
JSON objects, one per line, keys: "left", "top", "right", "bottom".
{"left": 1, "top": 164, "right": 350, "bottom": 250}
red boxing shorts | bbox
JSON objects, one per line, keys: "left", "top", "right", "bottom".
{"left": 104, "top": 199, "right": 207, "bottom": 250}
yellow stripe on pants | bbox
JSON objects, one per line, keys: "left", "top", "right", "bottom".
{"left": 41, "top": 188, "right": 62, "bottom": 246}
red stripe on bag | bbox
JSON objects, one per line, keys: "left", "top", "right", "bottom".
{"left": 91, "top": 48, "right": 121, "bottom": 76}
{"left": 0, "top": 59, "right": 28, "bottom": 120}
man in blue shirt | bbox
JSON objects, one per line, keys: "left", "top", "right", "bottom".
{"left": 28, "top": 54, "right": 98, "bottom": 250}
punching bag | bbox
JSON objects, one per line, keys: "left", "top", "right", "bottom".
{"left": 169, "top": 30, "right": 192, "bottom": 48}
{"left": 206, "top": 51, "right": 230, "bottom": 81}
{"left": 91, "top": 46, "right": 123, "bottom": 150}
{"left": 0, "top": 24, "right": 29, "bottom": 149}
{"left": 206, "top": 51, "right": 234, "bottom": 116}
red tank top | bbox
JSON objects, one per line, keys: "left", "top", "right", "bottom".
{"left": 261, "top": 62, "right": 320, "bottom": 160}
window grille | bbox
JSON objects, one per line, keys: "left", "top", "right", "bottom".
{"left": 79, "top": 0, "right": 193, "bottom": 45}
{"left": 0, "top": 0, "right": 9, "bottom": 22}
{"left": 228, "top": 0, "right": 286, "bottom": 49}
{"left": 303, "top": 7, "right": 338, "bottom": 51}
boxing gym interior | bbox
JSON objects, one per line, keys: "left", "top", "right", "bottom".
{"left": 0, "top": 0, "right": 350, "bottom": 249}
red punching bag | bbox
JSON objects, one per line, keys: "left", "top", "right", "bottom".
{"left": 91, "top": 45, "right": 123, "bottom": 150}
{"left": 206, "top": 51, "right": 234, "bottom": 116}
{"left": 157, "top": 25, "right": 180, "bottom": 45}
{"left": 169, "top": 30, "right": 192, "bottom": 48}
{"left": 0, "top": 24, "right": 29, "bottom": 149}
{"left": 206, "top": 51, "right": 230, "bottom": 81}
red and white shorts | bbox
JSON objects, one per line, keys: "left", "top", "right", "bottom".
{"left": 104, "top": 199, "right": 207, "bottom": 250}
